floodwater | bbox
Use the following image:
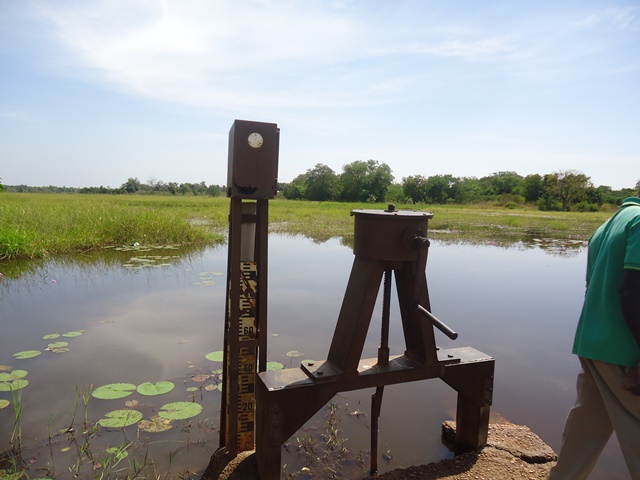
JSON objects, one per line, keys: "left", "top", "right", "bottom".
{"left": 0, "top": 234, "right": 629, "bottom": 479}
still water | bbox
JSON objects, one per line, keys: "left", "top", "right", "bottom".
{"left": 0, "top": 234, "right": 628, "bottom": 479}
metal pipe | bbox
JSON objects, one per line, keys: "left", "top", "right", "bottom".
{"left": 415, "top": 304, "right": 458, "bottom": 340}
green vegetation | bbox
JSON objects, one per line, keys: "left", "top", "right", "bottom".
{"left": 0, "top": 192, "right": 623, "bottom": 261}
{"left": 0, "top": 193, "right": 225, "bottom": 260}
{"left": 282, "top": 166, "right": 638, "bottom": 212}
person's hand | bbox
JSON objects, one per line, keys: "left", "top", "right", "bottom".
{"left": 625, "top": 361, "right": 640, "bottom": 396}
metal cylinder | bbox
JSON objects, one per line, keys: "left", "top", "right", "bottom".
{"left": 351, "top": 209, "right": 433, "bottom": 261}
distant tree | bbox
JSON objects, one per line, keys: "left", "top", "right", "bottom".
{"left": 122, "top": 177, "right": 141, "bottom": 194}
{"left": 402, "top": 175, "right": 429, "bottom": 203}
{"left": 479, "top": 171, "right": 523, "bottom": 197}
{"left": 282, "top": 174, "right": 307, "bottom": 200}
{"left": 636, "top": 179, "right": 640, "bottom": 194}
{"left": 340, "top": 160, "right": 393, "bottom": 202}
{"left": 0, "top": 177, "right": 4, "bottom": 193}
{"left": 521, "top": 174, "right": 544, "bottom": 202}
{"left": 385, "top": 183, "right": 405, "bottom": 203}
{"left": 453, "top": 177, "right": 483, "bottom": 203}
{"left": 539, "top": 170, "right": 591, "bottom": 211}
{"left": 303, "top": 164, "right": 340, "bottom": 201}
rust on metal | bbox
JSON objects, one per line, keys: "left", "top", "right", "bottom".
{"left": 255, "top": 208, "right": 495, "bottom": 479}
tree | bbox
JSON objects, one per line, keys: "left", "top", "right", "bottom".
{"left": 304, "top": 164, "right": 340, "bottom": 201}
{"left": 479, "top": 171, "right": 523, "bottom": 197}
{"left": 121, "top": 177, "right": 141, "bottom": 194}
{"left": 402, "top": 175, "right": 429, "bottom": 203}
{"left": 539, "top": 170, "right": 591, "bottom": 211}
{"left": 0, "top": 177, "right": 4, "bottom": 193}
{"left": 340, "top": 160, "right": 393, "bottom": 202}
{"left": 282, "top": 174, "right": 307, "bottom": 200}
{"left": 521, "top": 174, "right": 544, "bottom": 202}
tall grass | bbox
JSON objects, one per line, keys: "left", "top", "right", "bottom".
{"left": 0, "top": 194, "right": 226, "bottom": 260}
{"left": 0, "top": 193, "right": 613, "bottom": 260}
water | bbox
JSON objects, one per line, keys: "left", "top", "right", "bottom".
{"left": 0, "top": 235, "right": 628, "bottom": 478}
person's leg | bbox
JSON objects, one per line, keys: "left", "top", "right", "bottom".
{"left": 590, "top": 360, "right": 640, "bottom": 479}
{"left": 548, "top": 358, "right": 613, "bottom": 480}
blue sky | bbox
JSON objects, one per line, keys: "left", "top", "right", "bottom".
{"left": 1, "top": 0, "right": 638, "bottom": 190}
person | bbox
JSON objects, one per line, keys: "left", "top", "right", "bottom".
{"left": 548, "top": 195, "right": 640, "bottom": 479}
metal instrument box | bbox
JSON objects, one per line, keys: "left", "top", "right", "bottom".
{"left": 227, "top": 120, "right": 279, "bottom": 199}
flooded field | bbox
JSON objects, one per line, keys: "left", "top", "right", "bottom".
{"left": 0, "top": 235, "right": 628, "bottom": 479}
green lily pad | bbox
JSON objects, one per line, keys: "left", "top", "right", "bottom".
{"left": 92, "top": 383, "right": 137, "bottom": 400}
{"left": 63, "top": 331, "right": 83, "bottom": 337}
{"left": 137, "top": 381, "right": 175, "bottom": 396}
{"left": 266, "top": 361, "right": 284, "bottom": 371}
{"left": 186, "top": 387, "right": 198, "bottom": 392}
{"left": 13, "top": 350, "right": 41, "bottom": 359}
{"left": 43, "top": 334, "right": 60, "bottom": 339}
{"left": 47, "top": 341, "right": 69, "bottom": 349}
{"left": 205, "top": 351, "right": 224, "bottom": 362}
{"left": 285, "top": 350, "right": 303, "bottom": 358}
{"left": 0, "top": 379, "right": 29, "bottom": 391}
{"left": 0, "top": 399, "right": 10, "bottom": 409}
{"left": 106, "top": 447, "right": 129, "bottom": 460}
{"left": 158, "top": 401, "right": 203, "bottom": 420}
{"left": 138, "top": 415, "right": 173, "bottom": 433}
{"left": 0, "top": 365, "right": 12, "bottom": 372}
{"left": 98, "top": 409, "right": 143, "bottom": 428}
{"left": 0, "top": 370, "right": 28, "bottom": 382}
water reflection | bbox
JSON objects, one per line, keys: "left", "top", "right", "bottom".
{"left": 0, "top": 235, "right": 625, "bottom": 479}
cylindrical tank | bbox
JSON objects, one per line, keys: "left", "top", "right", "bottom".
{"left": 351, "top": 206, "right": 433, "bottom": 261}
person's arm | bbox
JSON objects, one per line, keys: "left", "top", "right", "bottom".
{"left": 620, "top": 268, "right": 640, "bottom": 395}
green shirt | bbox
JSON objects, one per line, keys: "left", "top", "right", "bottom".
{"left": 572, "top": 197, "right": 640, "bottom": 367}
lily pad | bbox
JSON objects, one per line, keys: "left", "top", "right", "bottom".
{"left": 106, "top": 447, "right": 129, "bottom": 461}
{"left": 0, "top": 379, "right": 29, "bottom": 391}
{"left": 137, "top": 381, "right": 175, "bottom": 396}
{"left": 0, "top": 399, "right": 10, "bottom": 409}
{"left": 63, "top": 331, "right": 83, "bottom": 337}
{"left": 98, "top": 409, "right": 143, "bottom": 428}
{"left": 0, "top": 365, "right": 12, "bottom": 372}
{"left": 13, "top": 350, "right": 41, "bottom": 359}
{"left": 285, "top": 350, "right": 304, "bottom": 358}
{"left": 125, "top": 399, "right": 139, "bottom": 408}
{"left": 266, "top": 361, "right": 284, "bottom": 371}
{"left": 0, "top": 370, "right": 28, "bottom": 382}
{"left": 47, "top": 341, "right": 69, "bottom": 349}
{"left": 204, "top": 385, "right": 216, "bottom": 392}
{"left": 158, "top": 401, "right": 203, "bottom": 420}
{"left": 205, "top": 351, "right": 224, "bottom": 362}
{"left": 191, "top": 374, "right": 211, "bottom": 383}
{"left": 186, "top": 387, "right": 198, "bottom": 392}
{"left": 43, "top": 334, "right": 60, "bottom": 339}
{"left": 138, "top": 415, "right": 173, "bottom": 433}
{"left": 92, "top": 383, "right": 137, "bottom": 400}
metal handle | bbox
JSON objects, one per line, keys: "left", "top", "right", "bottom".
{"left": 415, "top": 304, "right": 458, "bottom": 340}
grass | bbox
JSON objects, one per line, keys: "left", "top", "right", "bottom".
{"left": 0, "top": 193, "right": 615, "bottom": 261}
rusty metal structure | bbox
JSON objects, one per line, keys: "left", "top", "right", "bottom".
{"left": 220, "top": 120, "right": 494, "bottom": 479}
{"left": 220, "top": 119, "right": 279, "bottom": 456}
{"left": 255, "top": 205, "right": 495, "bottom": 479}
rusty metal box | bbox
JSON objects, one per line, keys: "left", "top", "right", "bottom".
{"left": 227, "top": 119, "right": 279, "bottom": 199}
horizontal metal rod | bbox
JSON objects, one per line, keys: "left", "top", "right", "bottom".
{"left": 415, "top": 304, "right": 459, "bottom": 340}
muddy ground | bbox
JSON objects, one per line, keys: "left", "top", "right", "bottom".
{"left": 202, "top": 420, "right": 557, "bottom": 479}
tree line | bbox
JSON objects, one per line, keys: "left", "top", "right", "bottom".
{"left": 2, "top": 166, "right": 638, "bottom": 212}
{"left": 281, "top": 161, "right": 639, "bottom": 211}
{"left": 2, "top": 177, "right": 225, "bottom": 197}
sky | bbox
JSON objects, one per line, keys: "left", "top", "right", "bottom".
{"left": 1, "top": 0, "right": 639, "bottom": 190}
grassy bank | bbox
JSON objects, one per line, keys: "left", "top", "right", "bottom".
{"left": 0, "top": 193, "right": 614, "bottom": 261}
